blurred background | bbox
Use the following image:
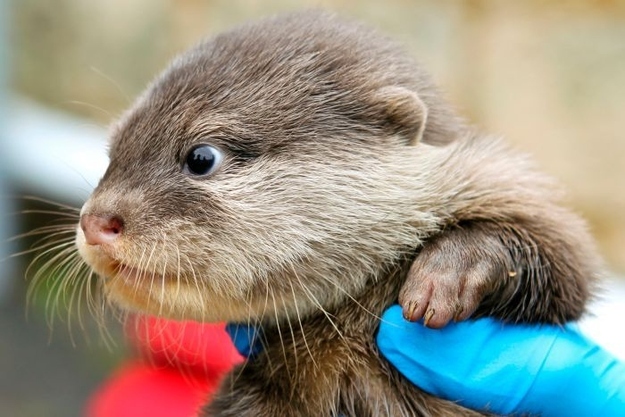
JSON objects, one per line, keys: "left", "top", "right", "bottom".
{"left": 1, "top": 1, "right": 624, "bottom": 416}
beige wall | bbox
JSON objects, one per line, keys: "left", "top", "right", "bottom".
{"left": 13, "top": 0, "right": 625, "bottom": 272}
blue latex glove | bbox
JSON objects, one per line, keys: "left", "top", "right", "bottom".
{"left": 224, "top": 322, "right": 264, "bottom": 358}
{"left": 377, "top": 304, "right": 625, "bottom": 416}
{"left": 226, "top": 305, "right": 625, "bottom": 416}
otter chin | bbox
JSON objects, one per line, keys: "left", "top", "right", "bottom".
{"left": 72, "top": 11, "right": 600, "bottom": 416}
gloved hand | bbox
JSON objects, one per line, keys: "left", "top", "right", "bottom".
{"left": 226, "top": 306, "right": 625, "bottom": 416}
{"left": 377, "top": 305, "right": 625, "bottom": 416}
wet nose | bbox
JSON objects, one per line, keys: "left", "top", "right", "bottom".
{"left": 80, "top": 214, "right": 124, "bottom": 246}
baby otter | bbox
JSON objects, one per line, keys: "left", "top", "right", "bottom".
{"left": 76, "top": 11, "right": 600, "bottom": 416}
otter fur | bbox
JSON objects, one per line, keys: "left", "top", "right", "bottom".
{"left": 74, "top": 11, "right": 601, "bottom": 416}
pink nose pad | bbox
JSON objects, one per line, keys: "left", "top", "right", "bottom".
{"left": 80, "top": 214, "right": 124, "bottom": 246}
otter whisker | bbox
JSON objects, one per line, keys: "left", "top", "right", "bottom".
{"left": 132, "top": 245, "right": 149, "bottom": 302}
{"left": 252, "top": 273, "right": 271, "bottom": 327}
{"left": 20, "top": 209, "right": 82, "bottom": 219}
{"left": 291, "top": 266, "right": 345, "bottom": 342}
{"left": 14, "top": 235, "right": 75, "bottom": 262}
{"left": 317, "top": 272, "right": 381, "bottom": 322}
{"left": 89, "top": 66, "right": 133, "bottom": 105}
{"left": 84, "top": 269, "right": 101, "bottom": 322}
{"left": 40, "top": 251, "right": 83, "bottom": 330}
{"left": 269, "top": 288, "right": 291, "bottom": 381}
{"left": 75, "top": 269, "right": 91, "bottom": 342}
{"left": 63, "top": 100, "right": 116, "bottom": 122}
{"left": 27, "top": 242, "right": 79, "bottom": 309}
{"left": 185, "top": 257, "right": 206, "bottom": 318}
{"left": 248, "top": 292, "right": 274, "bottom": 377}
{"left": 82, "top": 274, "right": 117, "bottom": 349}
{"left": 143, "top": 244, "right": 158, "bottom": 313}
{"left": 19, "top": 195, "right": 82, "bottom": 212}
{"left": 25, "top": 238, "right": 76, "bottom": 273}
{"left": 50, "top": 254, "right": 85, "bottom": 318}
{"left": 173, "top": 245, "right": 183, "bottom": 315}
{"left": 279, "top": 295, "right": 301, "bottom": 398}
{"left": 10, "top": 224, "right": 76, "bottom": 242}
{"left": 65, "top": 257, "right": 91, "bottom": 347}
{"left": 28, "top": 225, "right": 76, "bottom": 241}
{"left": 286, "top": 275, "right": 314, "bottom": 369}
{"left": 28, "top": 238, "right": 76, "bottom": 258}
{"left": 157, "top": 256, "right": 168, "bottom": 317}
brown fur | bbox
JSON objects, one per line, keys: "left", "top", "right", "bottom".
{"left": 74, "top": 11, "right": 601, "bottom": 417}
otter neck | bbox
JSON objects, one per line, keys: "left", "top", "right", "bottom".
{"left": 261, "top": 254, "right": 413, "bottom": 335}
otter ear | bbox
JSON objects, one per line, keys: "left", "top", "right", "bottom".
{"left": 374, "top": 86, "right": 428, "bottom": 146}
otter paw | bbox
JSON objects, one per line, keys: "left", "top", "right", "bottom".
{"left": 398, "top": 245, "right": 499, "bottom": 328}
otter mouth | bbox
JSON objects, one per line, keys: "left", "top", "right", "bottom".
{"left": 101, "top": 259, "right": 185, "bottom": 317}
{"left": 111, "top": 261, "right": 147, "bottom": 284}
{"left": 108, "top": 260, "right": 174, "bottom": 288}
{"left": 110, "top": 263, "right": 141, "bottom": 288}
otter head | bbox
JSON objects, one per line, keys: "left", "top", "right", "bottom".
{"left": 76, "top": 12, "right": 457, "bottom": 323}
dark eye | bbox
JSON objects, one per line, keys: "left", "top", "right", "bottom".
{"left": 182, "top": 144, "right": 223, "bottom": 176}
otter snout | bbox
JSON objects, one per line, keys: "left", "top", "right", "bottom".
{"left": 80, "top": 214, "right": 125, "bottom": 246}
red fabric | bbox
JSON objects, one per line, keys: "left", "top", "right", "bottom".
{"left": 85, "top": 318, "right": 242, "bottom": 417}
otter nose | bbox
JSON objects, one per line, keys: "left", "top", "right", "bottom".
{"left": 80, "top": 214, "right": 124, "bottom": 246}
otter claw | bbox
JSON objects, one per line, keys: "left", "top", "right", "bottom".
{"left": 423, "top": 308, "right": 435, "bottom": 327}
{"left": 403, "top": 302, "right": 418, "bottom": 322}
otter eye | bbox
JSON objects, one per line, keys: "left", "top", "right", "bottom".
{"left": 183, "top": 145, "right": 223, "bottom": 176}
